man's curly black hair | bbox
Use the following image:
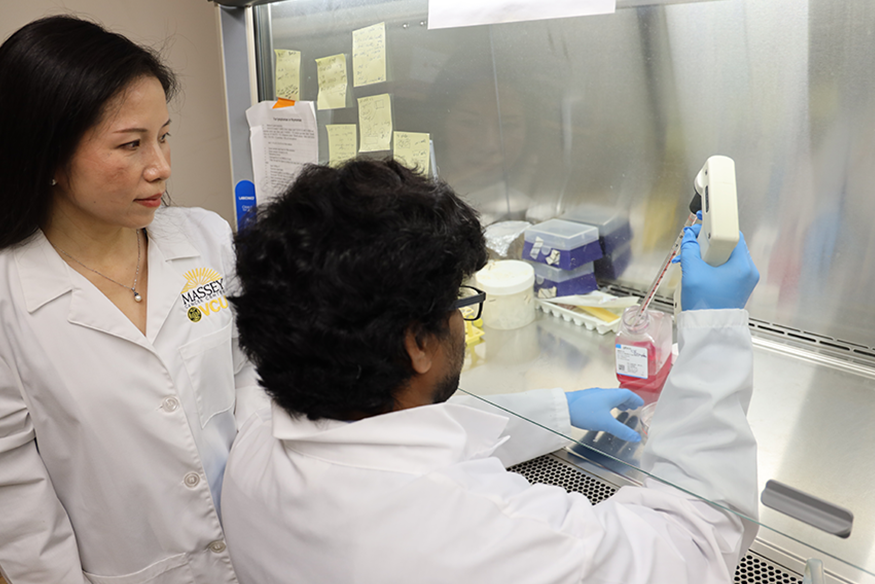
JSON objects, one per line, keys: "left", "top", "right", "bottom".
{"left": 230, "top": 159, "right": 488, "bottom": 421}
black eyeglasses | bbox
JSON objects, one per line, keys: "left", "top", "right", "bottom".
{"left": 453, "top": 285, "right": 486, "bottom": 321}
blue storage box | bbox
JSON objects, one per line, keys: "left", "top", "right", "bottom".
{"left": 594, "top": 242, "right": 631, "bottom": 280}
{"left": 522, "top": 219, "right": 602, "bottom": 270}
{"left": 561, "top": 206, "right": 632, "bottom": 279}
{"left": 529, "top": 261, "right": 598, "bottom": 298}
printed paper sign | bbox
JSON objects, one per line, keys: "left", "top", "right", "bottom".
{"left": 246, "top": 100, "right": 318, "bottom": 202}
{"left": 428, "top": 0, "right": 615, "bottom": 30}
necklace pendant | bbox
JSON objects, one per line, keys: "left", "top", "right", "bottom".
{"left": 133, "top": 291, "right": 143, "bottom": 303}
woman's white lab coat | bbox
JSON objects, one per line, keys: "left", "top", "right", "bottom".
{"left": 0, "top": 207, "right": 262, "bottom": 584}
{"left": 221, "top": 309, "right": 758, "bottom": 584}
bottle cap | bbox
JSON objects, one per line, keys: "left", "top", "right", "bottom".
{"left": 475, "top": 260, "right": 535, "bottom": 296}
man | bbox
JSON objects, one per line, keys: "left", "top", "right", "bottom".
{"left": 223, "top": 159, "right": 760, "bottom": 583}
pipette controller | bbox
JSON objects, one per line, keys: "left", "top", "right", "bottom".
{"left": 674, "top": 155, "right": 740, "bottom": 311}
{"left": 634, "top": 155, "right": 740, "bottom": 322}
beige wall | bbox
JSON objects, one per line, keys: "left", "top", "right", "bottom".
{"left": 0, "top": 0, "right": 236, "bottom": 226}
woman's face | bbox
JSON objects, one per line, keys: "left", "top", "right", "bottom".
{"left": 53, "top": 75, "right": 171, "bottom": 233}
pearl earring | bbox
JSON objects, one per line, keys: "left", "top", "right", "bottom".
{"left": 51, "top": 179, "right": 57, "bottom": 186}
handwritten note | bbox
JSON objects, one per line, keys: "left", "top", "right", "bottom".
{"left": 352, "top": 22, "right": 386, "bottom": 87}
{"left": 315, "top": 53, "right": 348, "bottom": 110}
{"left": 327, "top": 124, "right": 357, "bottom": 166}
{"left": 393, "top": 131, "right": 430, "bottom": 175}
{"left": 358, "top": 94, "right": 392, "bottom": 152}
{"left": 274, "top": 49, "right": 301, "bottom": 101}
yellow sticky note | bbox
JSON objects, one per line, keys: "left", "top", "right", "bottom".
{"left": 327, "top": 124, "right": 357, "bottom": 166}
{"left": 358, "top": 94, "right": 392, "bottom": 152}
{"left": 274, "top": 49, "right": 301, "bottom": 101}
{"left": 352, "top": 22, "right": 386, "bottom": 87}
{"left": 393, "top": 131, "right": 430, "bottom": 175}
{"left": 315, "top": 54, "right": 348, "bottom": 110}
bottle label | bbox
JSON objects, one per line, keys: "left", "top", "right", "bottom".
{"left": 616, "top": 344, "right": 648, "bottom": 379}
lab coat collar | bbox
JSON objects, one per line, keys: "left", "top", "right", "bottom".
{"left": 14, "top": 210, "right": 201, "bottom": 315}
{"left": 271, "top": 401, "right": 511, "bottom": 474}
{"left": 12, "top": 232, "right": 145, "bottom": 343}
{"left": 14, "top": 231, "right": 73, "bottom": 313}
{"left": 143, "top": 210, "right": 201, "bottom": 342}
{"left": 145, "top": 208, "right": 201, "bottom": 262}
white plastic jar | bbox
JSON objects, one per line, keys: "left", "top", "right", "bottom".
{"left": 475, "top": 260, "right": 536, "bottom": 330}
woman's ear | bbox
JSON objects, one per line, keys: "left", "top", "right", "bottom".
{"left": 404, "top": 326, "right": 435, "bottom": 375}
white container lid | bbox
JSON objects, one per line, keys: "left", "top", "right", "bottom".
{"left": 475, "top": 260, "right": 535, "bottom": 296}
{"left": 524, "top": 219, "right": 599, "bottom": 250}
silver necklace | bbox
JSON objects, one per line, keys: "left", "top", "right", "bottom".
{"left": 54, "top": 229, "right": 144, "bottom": 302}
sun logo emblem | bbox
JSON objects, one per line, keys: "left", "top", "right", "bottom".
{"left": 182, "top": 268, "right": 222, "bottom": 293}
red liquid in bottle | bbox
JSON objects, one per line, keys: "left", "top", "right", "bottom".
{"left": 616, "top": 351, "right": 672, "bottom": 405}
{"left": 615, "top": 308, "right": 673, "bottom": 406}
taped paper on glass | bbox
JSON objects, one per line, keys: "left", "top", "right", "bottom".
{"left": 327, "top": 124, "right": 357, "bottom": 166}
{"left": 274, "top": 49, "right": 301, "bottom": 101}
{"left": 428, "top": 0, "right": 615, "bottom": 30}
{"left": 246, "top": 100, "right": 318, "bottom": 202}
{"left": 316, "top": 53, "right": 349, "bottom": 110}
{"left": 358, "top": 94, "right": 393, "bottom": 152}
{"left": 393, "top": 131, "right": 430, "bottom": 175}
{"left": 352, "top": 22, "right": 386, "bottom": 87}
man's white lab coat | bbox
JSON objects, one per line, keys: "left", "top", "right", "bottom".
{"left": 222, "top": 310, "right": 758, "bottom": 584}
{"left": 0, "top": 208, "right": 264, "bottom": 583}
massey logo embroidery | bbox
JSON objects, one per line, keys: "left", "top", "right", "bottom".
{"left": 181, "top": 268, "right": 228, "bottom": 322}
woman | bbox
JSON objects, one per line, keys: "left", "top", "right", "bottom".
{"left": 0, "top": 16, "right": 263, "bottom": 583}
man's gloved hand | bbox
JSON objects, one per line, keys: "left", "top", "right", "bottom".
{"left": 564, "top": 388, "right": 644, "bottom": 443}
{"left": 678, "top": 223, "right": 760, "bottom": 310}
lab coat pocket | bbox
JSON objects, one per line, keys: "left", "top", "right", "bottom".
{"left": 84, "top": 552, "right": 195, "bottom": 584}
{"left": 180, "top": 323, "right": 235, "bottom": 428}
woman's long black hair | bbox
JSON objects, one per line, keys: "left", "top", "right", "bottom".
{"left": 0, "top": 15, "right": 178, "bottom": 249}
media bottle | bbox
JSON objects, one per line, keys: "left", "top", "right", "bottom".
{"left": 615, "top": 307, "right": 673, "bottom": 405}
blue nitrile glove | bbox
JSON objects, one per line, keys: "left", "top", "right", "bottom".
{"left": 677, "top": 223, "right": 760, "bottom": 310}
{"left": 564, "top": 388, "right": 644, "bottom": 443}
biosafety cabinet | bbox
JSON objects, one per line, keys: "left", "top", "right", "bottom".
{"left": 214, "top": 1, "right": 875, "bottom": 581}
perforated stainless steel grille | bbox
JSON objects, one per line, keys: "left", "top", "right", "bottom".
{"left": 734, "top": 554, "right": 801, "bottom": 584}
{"left": 509, "top": 456, "right": 617, "bottom": 504}
{"left": 509, "top": 454, "right": 802, "bottom": 584}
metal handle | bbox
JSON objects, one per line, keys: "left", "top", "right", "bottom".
{"left": 802, "top": 558, "right": 824, "bottom": 584}
{"left": 761, "top": 479, "right": 853, "bottom": 538}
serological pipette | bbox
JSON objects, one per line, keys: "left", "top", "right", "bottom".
{"left": 632, "top": 193, "right": 702, "bottom": 325}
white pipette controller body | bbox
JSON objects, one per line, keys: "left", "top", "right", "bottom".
{"left": 695, "top": 155, "right": 739, "bottom": 266}
{"left": 675, "top": 155, "right": 740, "bottom": 311}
